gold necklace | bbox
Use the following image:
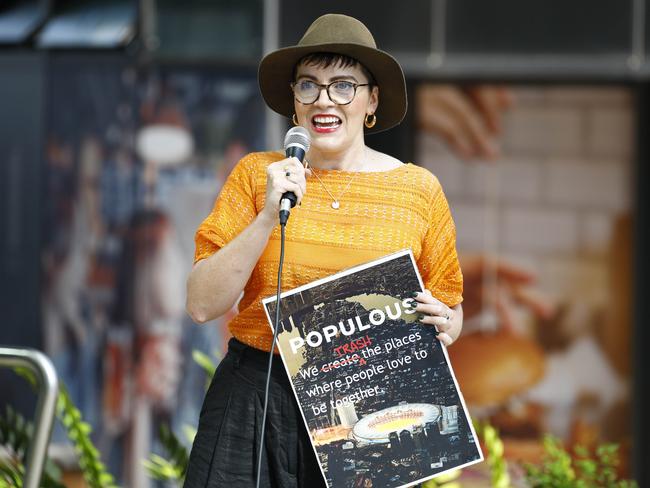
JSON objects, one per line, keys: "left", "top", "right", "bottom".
{"left": 305, "top": 158, "right": 359, "bottom": 209}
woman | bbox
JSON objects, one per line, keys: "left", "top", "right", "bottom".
{"left": 184, "top": 13, "right": 464, "bottom": 487}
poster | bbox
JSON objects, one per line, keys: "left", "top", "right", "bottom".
{"left": 262, "top": 250, "right": 483, "bottom": 488}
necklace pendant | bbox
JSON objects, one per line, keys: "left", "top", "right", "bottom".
{"left": 331, "top": 200, "right": 340, "bottom": 209}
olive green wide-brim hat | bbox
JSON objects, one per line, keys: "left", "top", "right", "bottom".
{"left": 258, "top": 13, "right": 407, "bottom": 134}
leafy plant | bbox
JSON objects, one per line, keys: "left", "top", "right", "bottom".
{"left": 474, "top": 421, "right": 511, "bottom": 488}
{"left": 0, "top": 369, "right": 118, "bottom": 488}
{"left": 525, "top": 435, "right": 637, "bottom": 488}
{"left": 191, "top": 349, "right": 219, "bottom": 388}
{"left": 57, "top": 384, "right": 118, "bottom": 488}
{"left": 0, "top": 457, "right": 25, "bottom": 488}
{"left": 143, "top": 347, "right": 220, "bottom": 483}
{"left": 143, "top": 425, "right": 190, "bottom": 482}
{"left": 422, "top": 469, "right": 461, "bottom": 487}
{"left": 0, "top": 405, "right": 63, "bottom": 488}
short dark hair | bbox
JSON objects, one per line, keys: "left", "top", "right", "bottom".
{"left": 294, "top": 52, "right": 376, "bottom": 86}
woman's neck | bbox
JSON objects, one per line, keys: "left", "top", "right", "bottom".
{"left": 306, "top": 143, "right": 367, "bottom": 171}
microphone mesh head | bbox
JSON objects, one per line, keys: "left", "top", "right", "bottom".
{"left": 283, "top": 126, "right": 311, "bottom": 153}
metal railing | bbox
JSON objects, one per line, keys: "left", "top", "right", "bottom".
{"left": 0, "top": 348, "right": 59, "bottom": 488}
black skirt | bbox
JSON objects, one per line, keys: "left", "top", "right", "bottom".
{"left": 183, "top": 337, "right": 328, "bottom": 488}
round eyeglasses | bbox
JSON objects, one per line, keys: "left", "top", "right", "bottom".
{"left": 290, "top": 79, "right": 370, "bottom": 105}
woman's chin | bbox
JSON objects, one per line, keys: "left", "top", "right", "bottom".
{"left": 309, "top": 138, "right": 346, "bottom": 155}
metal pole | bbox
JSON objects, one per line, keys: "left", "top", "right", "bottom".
{"left": 263, "top": 0, "right": 283, "bottom": 149}
{"left": 428, "top": 0, "right": 447, "bottom": 68}
{"left": 629, "top": 0, "right": 646, "bottom": 71}
{"left": 0, "top": 348, "right": 59, "bottom": 488}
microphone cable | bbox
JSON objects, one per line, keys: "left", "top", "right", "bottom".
{"left": 256, "top": 221, "right": 287, "bottom": 488}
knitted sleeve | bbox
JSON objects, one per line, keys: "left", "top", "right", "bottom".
{"left": 193, "top": 154, "right": 259, "bottom": 263}
{"left": 417, "top": 175, "right": 464, "bottom": 307}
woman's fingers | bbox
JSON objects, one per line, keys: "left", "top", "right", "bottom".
{"left": 283, "top": 157, "right": 307, "bottom": 176}
{"left": 436, "top": 332, "right": 454, "bottom": 347}
{"left": 418, "top": 313, "right": 452, "bottom": 331}
{"left": 412, "top": 291, "right": 449, "bottom": 315}
{"left": 271, "top": 157, "right": 306, "bottom": 178}
{"left": 413, "top": 296, "right": 442, "bottom": 309}
{"left": 279, "top": 181, "right": 304, "bottom": 203}
{"left": 265, "top": 157, "right": 309, "bottom": 212}
{"left": 415, "top": 301, "right": 445, "bottom": 317}
{"left": 278, "top": 159, "right": 308, "bottom": 195}
{"left": 411, "top": 290, "right": 459, "bottom": 346}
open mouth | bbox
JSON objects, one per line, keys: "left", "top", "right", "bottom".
{"left": 312, "top": 115, "right": 342, "bottom": 131}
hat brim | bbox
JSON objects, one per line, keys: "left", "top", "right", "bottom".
{"left": 258, "top": 43, "right": 407, "bottom": 134}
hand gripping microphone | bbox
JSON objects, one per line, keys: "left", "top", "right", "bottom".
{"left": 280, "top": 126, "right": 311, "bottom": 225}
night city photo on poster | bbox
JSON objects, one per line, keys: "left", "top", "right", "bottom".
{"left": 262, "top": 250, "right": 483, "bottom": 488}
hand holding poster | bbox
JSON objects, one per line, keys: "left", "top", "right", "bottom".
{"left": 262, "top": 250, "right": 483, "bottom": 488}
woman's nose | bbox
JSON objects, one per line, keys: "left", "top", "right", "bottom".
{"left": 314, "top": 86, "right": 335, "bottom": 107}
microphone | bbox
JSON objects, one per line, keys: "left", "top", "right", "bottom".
{"left": 280, "top": 126, "right": 311, "bottom": 225}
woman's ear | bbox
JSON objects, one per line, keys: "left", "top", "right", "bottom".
{"left": 368, "top": 85, "right": 379, "bottom": 113}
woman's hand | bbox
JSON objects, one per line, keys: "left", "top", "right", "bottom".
{"left": 411, "top": 290, "right": 463, "bottom": 346}
{"left": 260, "top": 157, "right": 310, "bottom": 222}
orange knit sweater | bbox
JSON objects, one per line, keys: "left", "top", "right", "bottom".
{"left": 194, "top": 151, "right": 463, "bottom": 352}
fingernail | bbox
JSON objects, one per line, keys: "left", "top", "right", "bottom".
{"left": 408, "top": 302, "right": 418, "bottom": 309}
{"left": 409, "top": 291, "right": 419, "bottom": 298}
{"left": 433, "top": 330, "right": 439, "bottom": 336}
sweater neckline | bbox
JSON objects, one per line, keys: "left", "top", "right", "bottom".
{"left": 307, "top": 162, "right": 413, "bottom": 176}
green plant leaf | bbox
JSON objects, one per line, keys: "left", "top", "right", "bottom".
{"left": 192, "top": 350, "right": 217, "bottom": 379}
{"left": 56, "top": 383, "right": 120, "bottom": 488}
{"left": 524, "top": 435, "right": 637, "bottom": 488}
{"left": 182, "top": 424, "right": 197, "bottom": 445}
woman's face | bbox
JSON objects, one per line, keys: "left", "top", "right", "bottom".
{"left": 293, "top": 60, "right": 378, "bottom": 158}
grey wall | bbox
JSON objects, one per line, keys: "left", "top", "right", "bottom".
{"left": 0, "top": 52, "right": 46, "bottom": 412}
